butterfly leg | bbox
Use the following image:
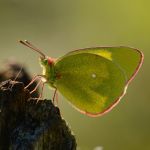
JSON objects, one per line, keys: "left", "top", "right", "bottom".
{"left": 38, "top": 82, "right": 45, "bottom": 99}
{"left": 55, "top": 91, "right": 59, "bottom": 106}
{"left": 52, "top": 88, "right": 58, "bottom": 105}
{"left": 13, "top": 66, "right": 23, "bottom": 82}
{"left": 25, "top": 75, "right": 45, "bottom": 89}
{"left": 25, "top": 75, "right": 46, "bottom": 99}
{"left": 30, "top": 79, "right": 42, "bottom": 94}
{"left": 8, "top": 66, "right": 23, "bottom": 89}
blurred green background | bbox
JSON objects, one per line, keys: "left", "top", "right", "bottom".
{"left": 0, "top": 0, "right": 149, "bottom": 150}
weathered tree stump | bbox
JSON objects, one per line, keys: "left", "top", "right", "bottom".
{"left": 0, "top": 62, "right": 76, "bottom": 150}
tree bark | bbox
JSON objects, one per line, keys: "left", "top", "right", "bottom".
{"left": 0, "top": 62, "right": 76, "bottom": 150}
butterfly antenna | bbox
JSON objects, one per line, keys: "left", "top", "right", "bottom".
{"left": 19, "top": 40, "right": 46, "bottom": 59}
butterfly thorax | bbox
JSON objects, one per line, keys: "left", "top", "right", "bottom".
{"left": 39, "top": 57, "right": 56, "bottom": 89}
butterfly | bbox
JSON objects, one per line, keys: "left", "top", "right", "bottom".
{"left": 20, "top": 40, "right": 144, "bottom": 117}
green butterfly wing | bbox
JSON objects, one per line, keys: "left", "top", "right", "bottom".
{"left": 54, "top": 53, "right": 127, "bottom": 116}
{"left": 59, "top": 46, "right": 143, "bottom": 83}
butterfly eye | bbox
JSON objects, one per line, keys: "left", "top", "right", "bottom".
{"left": 47, "top": 57, "right": 55, "bottom": 65}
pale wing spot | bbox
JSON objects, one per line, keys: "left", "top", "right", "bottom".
{"left": 92, "top": 73, "right": 96, "bottom": 78}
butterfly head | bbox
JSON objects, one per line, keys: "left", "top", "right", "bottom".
{"left": 39, "top": 57, "right": 55, "bottom": 68}
{"left": 19, "top": 40, "right": 56, "bottom": 88}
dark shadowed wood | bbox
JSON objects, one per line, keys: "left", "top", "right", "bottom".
{"left": 0, "top": 62, "right": 76, "bottom": 150}
{"left": 0, "top": 61, "right": 39, "bottom": 98}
